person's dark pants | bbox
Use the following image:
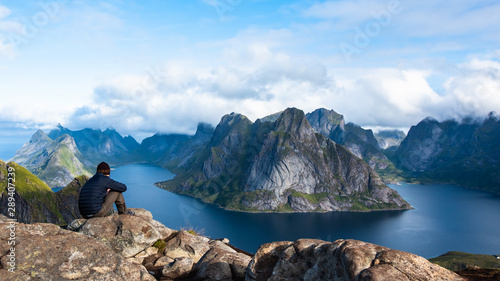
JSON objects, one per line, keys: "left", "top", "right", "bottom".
{"left": 93, "top": 191, "right": 127, "bottom": 217}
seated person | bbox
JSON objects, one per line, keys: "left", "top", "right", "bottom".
{"left": 78, "top": 162, "right": 134, "bottom": 218}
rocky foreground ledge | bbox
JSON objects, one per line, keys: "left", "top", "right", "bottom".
{"left": 0, "top": 208, "right": 464, "bottom": 281}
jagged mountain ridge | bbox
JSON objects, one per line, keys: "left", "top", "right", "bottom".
{"left": 14, "top": 107, "right": 500, "bottom": 200}
{"left": 48, "top": 124, "right": 140, "bottom": 165}
{"left": 305, "top": 108, "right": 394, "bottom": 171}
{"left": 10, "top": 130, "right": 93, "bottom": 188}
{"left": 158, "top": 108, "right": 411, "bottom": 212}
{"left": 393, "top": 113, "right": 500, "bottom": 193}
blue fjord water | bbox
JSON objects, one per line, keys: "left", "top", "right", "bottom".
{"left": 109, "top": 164, "right": 500, "bottom": 258}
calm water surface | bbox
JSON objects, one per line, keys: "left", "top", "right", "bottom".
{"left": 113, "top": 164, "right": 500, "bottom": 258}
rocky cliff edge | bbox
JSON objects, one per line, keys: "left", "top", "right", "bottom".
{"left": 0, "top": 208, "right": 464, "bottom": 281}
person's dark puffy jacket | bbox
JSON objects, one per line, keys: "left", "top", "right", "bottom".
{"left": 78, "top": 172, "right": 127, "bottom": 217}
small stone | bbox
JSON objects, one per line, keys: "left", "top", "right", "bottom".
{"left": 145, "top": 247, "right": 158, "bottom": 256}
{"left": 154, "top": 256, "right": 175, "bottom": 267}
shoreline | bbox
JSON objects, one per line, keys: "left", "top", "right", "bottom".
{"left": 154, "top": 182, "right": 413, "bottom": 214}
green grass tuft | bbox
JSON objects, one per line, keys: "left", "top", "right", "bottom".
{"left": 152, "top": 239, "right": 167, "bottom": 253}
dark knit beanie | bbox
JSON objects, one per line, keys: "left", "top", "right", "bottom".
{"left": 97, "top": 162, "right": 110, "bottom": 175}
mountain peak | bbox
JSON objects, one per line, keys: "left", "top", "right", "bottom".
{"left": 209, "top": 113, "right": 252, "bottom": 147}
{"left": 219, "top": 112, "right": 246, "bottom": 126}
{"left": 30, "top": 129, "right": 52, "bottom": 144}
{"left": 275, "top": 108, "right": 314, "bottom": 139}
{"left": 306, "top": 108, "right": 345, "bottom": 139}
{"left": 422, "top": 116, "right": 439, "bottom": 124}
{"left": 55, "top": 134, "right": 79, "bottom": 152}
{"left": 194, "top": 122, "right": 215, "bottom": 144}
{"left": 196, "top": 122, "right": 215, "bottom": 134}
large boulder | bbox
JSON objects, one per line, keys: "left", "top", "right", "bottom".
{"left": 0, "top": 217, "right": 155, "bottom": 280}
{"left": 163, "top": 230, "right": 211, "bottom": 263}
{"left": 77, "top": 208, "right": 172, "bottom": 258}
{"left": 246, "top": 239, "right": 465, "bottom": 281}
{"left": 192, "top": 240, "right": 252, "bottom": 281}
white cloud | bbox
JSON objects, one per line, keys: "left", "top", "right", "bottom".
{"left": 0, "top": 5, "right": 23, "bottom": 59}
{"left": 0, "top": 5, "right": 10, "bottom": 19}
{"left": 68, "top": 53, "right": 499, "bottom": 139}
{"left": 2, "top": 1, "right": 500, "bottom": 142}
{"left": 6, "top": 23, "right": 499, "bottom": 141}
{"left": 443, "top": 58, "right": 500, "bottom": 118}
{"left": 329, "top": 68, "right": 441, "bottom": 127}
{"left": 67, "top": 49, "right": 338, "bottom": 137}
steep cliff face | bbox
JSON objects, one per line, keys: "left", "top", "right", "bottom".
{"left": 394, "top": 114, "right": 500, "bottom": 193}
{"left": 159, "top": 108, "right": 411, "bottom": 212}
{"left": 306, "top": 108, "right": 393, "bottom": 171}
{"left": 395, "top": 117, "right": 445, "bottom": 172}
{"left": 48, "top": 124, "right": 140, "bottom": 165}
{"left": 10, "top": 130, "right": 93, "bottom": 188}
{"left": 0, "top": 160, "right": 86, "bottom": 224}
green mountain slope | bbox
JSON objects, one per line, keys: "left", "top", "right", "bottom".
{"left": 11, "top": 130, "right": 93, "bottom": 188}
{"left": 0, "top": 160, "right": 87, "bottom": 225}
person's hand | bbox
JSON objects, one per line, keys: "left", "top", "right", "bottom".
{"left": 107, "top": 189, "right": 111, "bottom": 194}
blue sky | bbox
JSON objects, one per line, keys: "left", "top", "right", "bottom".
{"left": 1, "top": 0, "right": 499, "bottom": 145}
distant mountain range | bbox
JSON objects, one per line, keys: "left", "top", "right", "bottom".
{"left": 10, "top": 107, "right": 500, "bottom": 213}
{"left": 48, "top": 124, "right": 140, "bottom": 165}
{"left": 393, "top": 113, "right": 500, "bottom": 193}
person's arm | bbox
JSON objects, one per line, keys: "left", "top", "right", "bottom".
{"left": 105, "top": 177, "right": 127, "bottom": 192}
